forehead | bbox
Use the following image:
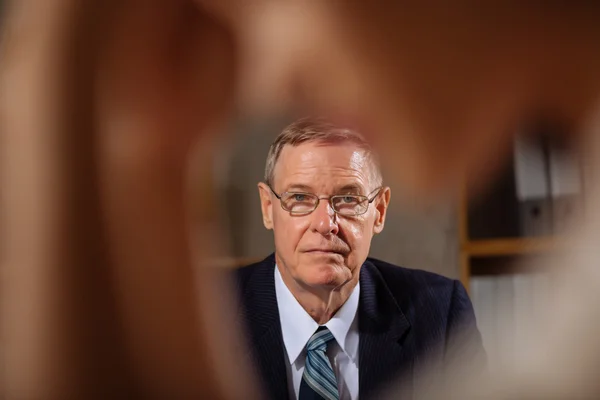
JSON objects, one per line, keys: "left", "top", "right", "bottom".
{"left": 274, "top": 141, "right": 372, "bottom": 189}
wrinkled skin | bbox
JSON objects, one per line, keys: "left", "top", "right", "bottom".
{"left": 257, "top": 142, "right": 390, "bottom": 322}
{"left": 2, "top": 0, "right": 600, "bottom": 398}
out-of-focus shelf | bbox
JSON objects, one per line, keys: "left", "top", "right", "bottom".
{"left": 209, "top": 257, "right": 261, "bottom": 268}
{"left": 461, "top": 237, "right": 566, "bottom": 257}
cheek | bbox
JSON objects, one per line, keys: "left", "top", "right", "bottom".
{"left": 346, "top": 222, "right": 363, "bottom": 241}
{"left": 339, "top": 218, "right": 370, "bottom": 251}
{"left": 273, "top": 214, "right": 310, "bottom": 251}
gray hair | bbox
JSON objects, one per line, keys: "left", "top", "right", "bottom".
{"left": 264, "top": 117, "right": 383, "bottom": 189}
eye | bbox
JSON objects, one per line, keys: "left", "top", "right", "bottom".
{"left": 342, "top": 196, "right": 358, "bottom": 204}
{"left": 293, "top": 194, "right": 308, "bottom": 201}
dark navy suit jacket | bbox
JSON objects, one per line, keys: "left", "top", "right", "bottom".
{"left": 235, "top": 254, "right": 485, "bottom": 399}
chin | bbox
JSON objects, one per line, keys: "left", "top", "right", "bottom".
{"left": 302, "top": 262, "right": 351, "bottom": 288}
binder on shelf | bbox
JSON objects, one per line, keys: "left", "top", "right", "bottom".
{"left": 471, "top": 272, "right": 554, "bottom": 371}
{"left": 548, "top": 144, "right": 582, "bottom": 233}
{"left": 513, "top": 134, "right": 553, "bottom": 237}
{"left": 470, "top": 276, "right": 499, "bottom": 370}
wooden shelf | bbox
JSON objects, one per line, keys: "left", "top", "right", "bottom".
{"left": 461, "top": 237, "right": 565, "bottom": 257}
{"left": 208, "top": 257, "right": 261, "bottom": 268}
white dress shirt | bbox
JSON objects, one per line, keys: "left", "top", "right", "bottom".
{"left": 275, "top": 265, "right": 360, "bottom": 400}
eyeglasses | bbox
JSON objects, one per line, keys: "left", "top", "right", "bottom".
{"left": 268, "top": 185, "right": 383, "bottom": 216}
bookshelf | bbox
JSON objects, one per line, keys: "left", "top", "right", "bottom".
{"left": 459, "top": 181, "right": 565, "bottom": 289}
{"left": 210, "top": 257, "right": 259, "bottom": 269}
{"left": 459, "top": 236, "right": 567, "bottom": 289}
{"left": 458, "top": 130, "right": 592, "bottom": 373}
{"left": 463, "top": 237, "right": 563, "bottom": 257}
{"left": 458, "top": 179, "right": 572, "bottom": 291}
{"left": 458, "top": 132, "right": 584, "bottom": 291}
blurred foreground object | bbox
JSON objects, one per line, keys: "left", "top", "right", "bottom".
{"left": 216, "top": 1, "right": 600, "bottom": 195}
{"left": 1, "top": 0, "right": 256, "bottom": 398}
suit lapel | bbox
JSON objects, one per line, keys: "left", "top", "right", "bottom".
{"left": 238, "top": 256, "right": 289, "bottom": 400}
{"left": 359, "top": 261, "right": 413, "bottom": 399}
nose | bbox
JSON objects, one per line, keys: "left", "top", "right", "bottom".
{"left": 310, "top": 198, "right": 339, "bottom": 236}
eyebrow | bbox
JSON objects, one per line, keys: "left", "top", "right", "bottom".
{"left": 283, "top": 183, "right": 365, "bottom": 194}
{"left": 285, "top": 184, "right": 314, "bottom": 192}
{"left": 335, "top": 184, "right": 365, "bottom": 194}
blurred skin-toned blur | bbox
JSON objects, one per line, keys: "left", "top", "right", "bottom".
{"left": 3, "top": 0, "right": 600, "bottom": 398}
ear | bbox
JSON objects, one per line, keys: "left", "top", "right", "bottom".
{"left": 373, "top": 187, "right": 391, "bottom": 234}
{"left": 257, "top": 182, "right": 274, "bottom": 230}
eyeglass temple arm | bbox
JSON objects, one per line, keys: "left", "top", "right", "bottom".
{"left": 368, "top": 187, "right": 383, "bottom": 202}
{"left": 268, "top": 185, "right": 282, "bottom": 200}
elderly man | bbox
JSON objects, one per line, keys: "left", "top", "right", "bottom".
{"left": 236, "top": 118, "right": 485, "bottom": 400}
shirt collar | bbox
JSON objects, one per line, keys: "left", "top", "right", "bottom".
{"left": 274, "top": 265, "right": 360, "bottom": 365}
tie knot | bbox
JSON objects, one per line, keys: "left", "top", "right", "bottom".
{"left": 306, "top": 326, "right": 335, "bottom": 352}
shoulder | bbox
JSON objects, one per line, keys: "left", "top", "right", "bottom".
{"left": 366, "top": 257, "right": 458, "bottom": 291}
{"left": 234, "top": 254, "right": 276, "bottom": 294}
{"left": 364, "top": 257, "right": 464, "bottom": 309}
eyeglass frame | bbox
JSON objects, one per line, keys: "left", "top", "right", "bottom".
{"left": 268, "top": 184, "right": 384, "bottom": 216}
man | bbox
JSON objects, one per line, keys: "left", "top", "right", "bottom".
{"left": 236, "top": 118, "right": 485, "bottom": 400}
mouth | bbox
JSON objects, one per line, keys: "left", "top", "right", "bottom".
{"left": 304, "top": 249, "right": 346, "bottom": 256}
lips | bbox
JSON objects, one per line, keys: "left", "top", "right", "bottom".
{"left": 304, "top": 249, "right": 347, "bottom": 256}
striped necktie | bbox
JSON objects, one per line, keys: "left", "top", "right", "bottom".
{"left": 299, "top": 326, "right": 339, "bottom": 400}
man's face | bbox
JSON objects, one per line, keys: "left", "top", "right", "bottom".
{"left": 258, "top": 141, "right": 390, "bottom": 291}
